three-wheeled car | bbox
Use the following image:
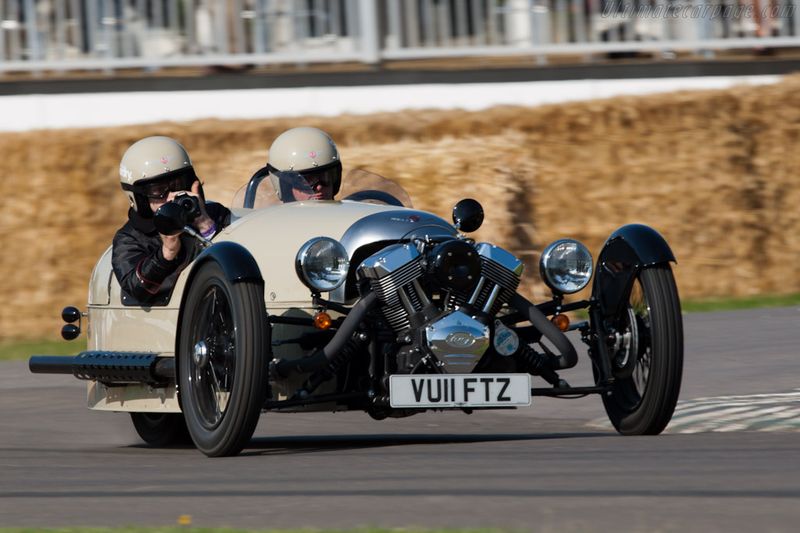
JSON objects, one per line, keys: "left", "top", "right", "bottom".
{"left": 31, "top": 169, "right": 683, "bottom": 457}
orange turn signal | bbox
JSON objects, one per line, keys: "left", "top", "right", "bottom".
{"left": 313, "top": 311, "right": 333, "bottom": 330}
{"left": 551, "top": 314, "right": 570, "bottom": 332}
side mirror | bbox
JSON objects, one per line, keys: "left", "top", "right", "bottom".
{"left": 452, "top": 198, "right": 484, "bottom": 233}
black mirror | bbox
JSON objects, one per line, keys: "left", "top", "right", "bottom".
{"left": 61, "top": 323, "right": 80, "bottom": 341}
{"left": 61, "top": 306, "right": 81, "bottom": 323}
{"left": 452, "top": 198, "right": 484, "bottom": 233}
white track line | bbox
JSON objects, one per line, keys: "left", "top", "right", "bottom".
{"left": 713, "top": 406, "right": 794, "bottom": 432}
{"left": 587, "top": 391, "right": 800, "bottom": 434}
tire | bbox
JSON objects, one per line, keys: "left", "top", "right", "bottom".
{"left": 178, "top": 261, "right": 269, "bottom": 457}
{"left": 600, "top": 264, "right": 683, "bottom": 435}
{"left": 130, "top": 412, "right": 192, "bottom": 447}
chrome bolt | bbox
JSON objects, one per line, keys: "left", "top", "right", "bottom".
{"left": 193, "top": 341, "right": 209, "bottom": 369}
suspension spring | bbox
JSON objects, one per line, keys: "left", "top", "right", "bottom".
{"left": 515, "top": 344, "right": 561, "bottom": 386}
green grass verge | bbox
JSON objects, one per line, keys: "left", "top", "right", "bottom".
{"left": 680, "top": 292, "right": 800, "bottom": 313}
{"left": 0, "top": 338, "right": 86, "bottom": 362}
{"left": 569, "top": 292, "right": 800, "bottom": 319}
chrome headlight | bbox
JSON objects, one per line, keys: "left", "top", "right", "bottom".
{"left": 295, "top": 237, "right": 350, "bottom": 292}
{"left": 539, "top": 239, "right": 593, "bottom": 294}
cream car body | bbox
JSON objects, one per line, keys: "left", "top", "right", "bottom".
{"left": 86, "top": 200, "right": 413, "bottom": 413}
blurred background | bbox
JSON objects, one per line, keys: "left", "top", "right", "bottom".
{"left": 1, "top": 0, "right": 800, "bottom": 69}
{"left": 0, "top": 0, "right": 799, "bottom": 344}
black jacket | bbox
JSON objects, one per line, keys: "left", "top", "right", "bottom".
{"left": 112, "top": 202, "right": 231, "bottom": 306}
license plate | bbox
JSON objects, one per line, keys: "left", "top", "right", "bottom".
{"left": 389, "top": 374, "right": 531, "bottom": 408}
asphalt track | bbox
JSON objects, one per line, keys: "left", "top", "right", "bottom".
{"left": 1, "top": 307, "right": 799, "bottom": 531}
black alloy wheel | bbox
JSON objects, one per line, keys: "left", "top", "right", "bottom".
{"left": 601, "top": 264, "right": 683, "bottom": 435}
{"left": 130, "top": 412, "right": 192, "bottom": 447}
{"left": 178, "top": 261, "right": 269, "bottom": 457}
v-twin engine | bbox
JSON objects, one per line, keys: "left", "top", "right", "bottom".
{"left": 357, "top": 240, "right": 523, "bottom": 373}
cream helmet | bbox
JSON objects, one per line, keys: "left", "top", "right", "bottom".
{"left": 266, "top": 127, "right": 342, "bottom": 201}
{"left": 119, "top": 136, "right": 198, "bottom": 217}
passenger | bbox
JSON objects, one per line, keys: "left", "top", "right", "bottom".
{"left": 112, "top": 136, "right": 231, "bottom": 306}
{"left": 266, "top": 127, "right": 342, "bottom": 202}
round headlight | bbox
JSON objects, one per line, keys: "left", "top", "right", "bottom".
{"left": 295, "top": 237, "right": 350, "bottom": 293}
{"left": 539, "top": 239, "right": 593, "bottom": 294}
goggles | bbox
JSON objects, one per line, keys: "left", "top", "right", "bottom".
{"left": 299, "top": 166, "right": 338, "bottom": 190}
{"left": 131, "top": 170, "right": 197, "bottom": 200}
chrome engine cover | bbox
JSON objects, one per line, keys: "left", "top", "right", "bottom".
{"left": 424, "top": 310, "right": 490, "bottom": 373}
{"left": 357, "top": 236, "right": 524, "bottom": 374}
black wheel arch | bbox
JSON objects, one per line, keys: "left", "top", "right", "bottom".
{"left": 191, "top": 241, "right": 263, "bottom": 285}
{"left": 592, "top": 224, "right": 676, "bottom": 320}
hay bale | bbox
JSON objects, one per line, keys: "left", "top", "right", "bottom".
{"left": 2, "top": 75, "right": 800, "bottom": 341}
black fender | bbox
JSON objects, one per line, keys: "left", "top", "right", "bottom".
{"left": 592, "top": 224, "right": 675, "bottom": 320}
{"left": 178, "top": 242, "right": 264, "bottom": 317}
{"left": 190, "top": 241, "right": 263, "bottom": 285}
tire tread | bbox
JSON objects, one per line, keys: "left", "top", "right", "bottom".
{"left": 603, "top": 264, "right": 683, "bottom": 435}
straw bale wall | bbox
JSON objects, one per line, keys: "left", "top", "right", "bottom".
{"left": 1, "top": 75, "right": 799, "bottom": 342}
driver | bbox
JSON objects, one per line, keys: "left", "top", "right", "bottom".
{"left": 266, "top": 127, "right": 342, "bottom": 202}
{"left": 112, "top": 136, "right": 231, "bottom": 306}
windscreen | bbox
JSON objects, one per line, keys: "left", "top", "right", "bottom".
{"left": 232, "top": 168, "right": 413, "bottom": 209}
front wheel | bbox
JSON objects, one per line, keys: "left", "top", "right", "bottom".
{"left": 178, "top": 261, "right": 269, "bottom": 457}
{"left": 600, "top": 264, "right": 683, "bottom": 435}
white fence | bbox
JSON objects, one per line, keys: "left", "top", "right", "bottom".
{"left": 1, "top": 0, "right": 799, "bottom": 72}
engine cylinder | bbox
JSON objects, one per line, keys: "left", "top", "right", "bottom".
{"left": 358, "top": 241, "right": 525, "bottom": 334}
{"left": 448, "top": 243, "right": 524, "bottom": 315}
{"left": 357, "top": 243, "right": 425, "bottom": 332}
